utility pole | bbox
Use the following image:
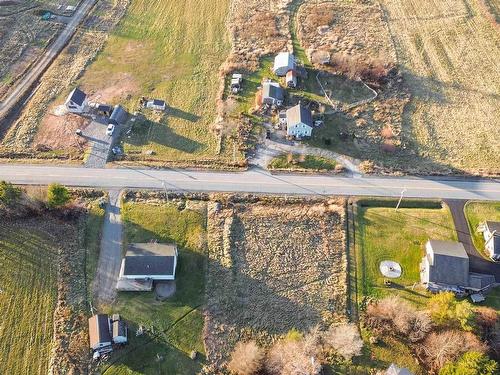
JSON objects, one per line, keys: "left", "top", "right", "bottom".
{"left": 395, "top": 187, "right": 407, "bottom": 211}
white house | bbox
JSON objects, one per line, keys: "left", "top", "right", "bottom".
{"left": 262, "top": 81, "right": 284, "bottom": 106}
{"left": 483, "top": 221, "right": 500, "bottom": 261}
{"left": 273, "top": 52, "right": 295, "bottom": 76}
{"left": 111, "top": 314, "right": 128, "bottom": 345}
{"left": 146, "top": 99, "right": 166, "bottom": 111}
{"left": 420, "top": 240, "right": 469, "bottom": 287}
{"left": 118, "top": 243, "right": 178, "bottom": 283}
{"left": 65, "top": 87, "right": 87, "bottom": 114}
{"left": 286, "top": 104, "right": 313, "bottom": 138}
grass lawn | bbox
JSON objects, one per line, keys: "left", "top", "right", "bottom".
{"left": 0, "top": 223, "right": 59, "bottom": 375}
{"left": 84, "top": 200, "right": 105, "bottom": 300}
{"left": 103, "top": 200, "right": 207, "bottom": 374}
{"left": 79, "top": 0, "right": 236, "bottom": 164}
{"left": 464, "top": 201, "right": 500, "bottom": 257}
{"left": 268, "top": 153, "right": 337, "bottom": 171}
{"left": 481, "top": 286, "right": 500, "bottom": 310}
{"left": 356, "top": 202, "right": 457, "bottom": 306}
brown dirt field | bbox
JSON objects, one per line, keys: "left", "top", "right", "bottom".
{"left": 83, "top": 71, "right": 140, "bottom": 104}
{"left": 205, "top": 198, "right": 347, "bottom": 367}
{"left": 34, "top": 112, "right": 89, "bottom": 150}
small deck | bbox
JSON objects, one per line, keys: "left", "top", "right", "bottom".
{"left": 116, "top": 278, "right": 153, "bottom": 292}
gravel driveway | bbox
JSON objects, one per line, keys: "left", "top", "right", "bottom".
{"left": 94, "top": 189, "right": 123, "bottom": 306}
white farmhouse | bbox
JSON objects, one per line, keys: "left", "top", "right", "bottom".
{"left": 273, "top": 52, "right": 295, "bottom": 76}
{"left": 286, "top": 104, "right": 313, "bottom": 138}
{"left": 146, "top": 99, "right": 166, "bottom": 111}
{"left": 65, "top": 87, "right": 87, "bottom": 114}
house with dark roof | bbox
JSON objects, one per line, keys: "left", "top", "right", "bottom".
{"left": 117, "top": 243, "right": 178, "bottom": 291}
{"left": 273, "top": 52, "right": 295, "bottom": 76}
{"left": 111, "top": 314, "right": 128, "bottom": 345}
{"left": 65, "top": 87, "right": 87, "bottom": 114}
{"left": 88, "top": 314, "right": 112, "bottom": 353}
{"left": 262, "top": 81, "right": 284, "bottom": 106}
{"left": 420, "top": 240, "right": 495, "bottom": 290}
{"left": 286, "top": 70, "right": 297, "bottom": 88}
{"left": 146, "top": 99, "right": 166, "bottom": 111}
{"left": 286, "top": 104, "right": 313, "bottom": 138}
{"left": 483, "top": 221, "right": 500, "bottom": 261}
{"left": 420, "top": 240, "right": 469, "bottom": 287}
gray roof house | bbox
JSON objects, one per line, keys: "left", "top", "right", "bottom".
{"left": 65, "top": 87, "right": 87, "bottom": 114}
{"left": 286, "top": 104, "right": 313, "bottom": 138}
{"left": 386, "top": 364, "right": 413, "bottom": 375}
{"left": 88, "top": 314, "right": 112, "bottom": 353}
{"left": 420, "top": 240, "right": 469, "bottom": 287}
{"left": 262, "top": 81, "right": 284, "bottom": 106}
{"left": 483, "top": 221, "right": 500, "bottom": 260}
{"left": 146, "top": 99, "right": 166, "bottom": 111}
{"left": 273, "top": 52, "right": 295, "bottom": 76}
{"left": 117, "top": 243, "right": 178, "bottom": 291}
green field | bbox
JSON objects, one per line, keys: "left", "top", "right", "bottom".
{"left": 0, "top": 222, "right": 59, "bottom": 375}
{"left": 103, "top": 200, "right": 207, "bottom": 374}
{"left": 268, "top": 153, "right": 337, "bottom": 171}
{"left": 355, "top": 202, "right": 457, "bottom": 306}
{"left": 464, "top": 201, "right": 500, "bottom": 257}
{"left": 79, "top": 0, "right": 235, "bottom": 164}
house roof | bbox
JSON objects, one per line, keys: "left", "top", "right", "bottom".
{"left": 387, "top": 364, "right": 413, "bottom": 375}
{"left": 262, "top": 82, "right": 284, "bottom": 101}
{"left": 88, "top": 314, "right": 111, "bottom": 348}
{"left": 286, "top": 104, "right": 313, "bottom": 128}
{"left": 123, "top": 243, "right": 177, "bottom": 276}
{"left": 97, "top": 104, "right": 112, "bottom": 112}
{"left": 485, "top": 221, "right": 500, "bottom": 234}
{"left": 152, "top": 99, "right": 165, "bottom": 106}
{"left": 274, "top": 52, "right": 295, "bottom": 70}
{"left": 427, "top": 240, "right": 468, "bottom": 258}
{"left": 109, "top": 105, "right": 127, "bottom": 124}
{"left": 112, "top": 320, "right": 127, "bottom": 338}
{"left": 67, "top": 87, "right": 87, "bottom": 106}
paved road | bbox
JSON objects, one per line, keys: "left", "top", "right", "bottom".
{"left": 1, "top": 164, "right": 499, "bottom": 200}
{"left": 0, "top": 0, "right": 96, "bottom": 121}
{"left": 94, "top": 189, "right": 123, "bottom": 306}
{"left": 445, "top": 199, "right": 500, "bottom": 281}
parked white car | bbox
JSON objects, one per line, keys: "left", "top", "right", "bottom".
{"left": 106, "top": 124, "right": 115, "bottom": 136}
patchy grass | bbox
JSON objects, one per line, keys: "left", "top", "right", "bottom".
{"left": 355, "top": 203, "right": 457, "bottom": 306}
{"left": 104, "top": 200, "right": 207, "bottom": 374}
{"left": 481, "top": 286, "right": 500, "bottom": 310}
{"left": 464, "top": 201, "right": 500, "bottom": 255}
{"left": 84, "top": 200, "right": 105, "bottom": 300}
{"left": 0, "top": 222, "right": 59, "bottom": 375}
{"left": 79, "top": 0, "right": 237, "bottom": 165}
{"left": 268, "top": 153, "right": 337, "bottom": 171}
{"left": 205, "top": 199, "right": 347, "bottom": 366}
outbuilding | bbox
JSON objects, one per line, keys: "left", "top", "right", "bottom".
{"left": 88, "top": 314, "right": 112, "bottom": 354}
{"left": 65, "top": 87, "right": 88, "bottom": 114}
{"left": 262, "top": 81, "right": 284, "bottom": 106}
{"left": 483, "top": 221, "right": 500, "bottom": 261}
{"left": 286, "top": 70, "right": 297, "bottom": 88}
{"left": 273, "top": 52, "right": 295, "bottom": 76}
{"left": 146, "top": 99, "right": 166, "bottom": 111}
{"left": 286, "top": 104, "right": 313, "bottom": 138}
{"left": 108, "top": 105, "right": 128, "bottom": 126}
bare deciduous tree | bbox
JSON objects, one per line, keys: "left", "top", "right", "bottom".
{"left": 323, "top": 323, "right": 364, "bottom": 360}
{"left": 266, "top": 334, "right": 322, "bottom": 375}
{"left": 227, "top": 340, "right": 265, "bottom": 375}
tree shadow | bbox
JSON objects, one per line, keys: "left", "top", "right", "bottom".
{"left": 125, "top": 118, "right": 203, "bottom": 154}
{"left": 165, "top": 106, "right": 201, "bottom": 123}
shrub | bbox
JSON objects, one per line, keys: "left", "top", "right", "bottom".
{"left": 419, "top": 330, "right": 486, "bottom": 372}
{"left": 323, "top": 324, "right": 363, "bottom": 360}
{"left": 427, "top": 292, "right": 475, "bottom": 331}
{"left": 47, "top": 183, "right": 70, "bottom": 208}
{"left": 366, "top": 296, "right": 432, "bottom": 342}
{"left": 227, "top": 340, "right": 265, "bottom": 375}
{"left": 0, "top": 181, "right": 21, "bottom": 206}
{"left": 439, "top": 351, "right": 499, "bottom": 375}
{"left": 266, "top": 337, "right": 322, "bottom": 375}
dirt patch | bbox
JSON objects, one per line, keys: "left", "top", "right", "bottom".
{"left": 205, "top": 198, "right": 348, "bottom": 367}
{"left": 84, "top": 71, "right": 140, "bottom": 104}
{"left": 34, "top": 112, "right": 89, "bottom": 150}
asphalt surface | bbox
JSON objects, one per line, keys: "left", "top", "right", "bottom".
{"left": 0, "top": 0, "right": 96, "bottom": 120}
{"left": 94, "top": 189, "right": 123, "bottom": 306}
{"left": 83, "top": 118, "right": 120, "bottom": 168}
{"left": 445, "top": 199, "right": 500, "bottom": 281}
{"left": 1, "top": 164, "right": 499, "bottom": 200}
